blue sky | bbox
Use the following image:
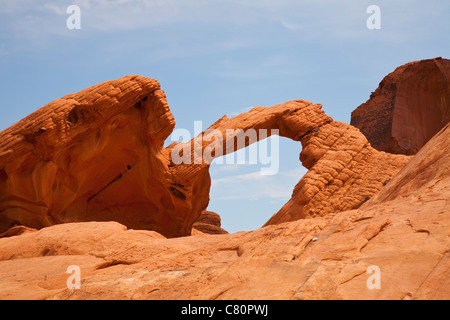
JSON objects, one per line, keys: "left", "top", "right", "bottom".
{"left": 1, "top": 0, "right": 449, "bottom": 233}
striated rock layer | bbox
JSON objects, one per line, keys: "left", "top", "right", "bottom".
{"left": 0, "top": 88, "right": 336, "bottom": 237}
{"left": 0, "top": 123, "right": 448, "bottom": 299}
{"left": 351, "top": 57, "right": 450, "bottom": 155}
{"left": 0, "top": 76, "right": 194, "bottom": 238}
{"left": 0, "top": 74, "right": 413, "bottom": 237}
{"left": 264, "top": 121, "right": 411, "bottom": 226}
{"left": 192, "top": 210, "right": 228, "bottom": 235}
{"left": 0, "top": 62, "right": 449, "bottom": 299}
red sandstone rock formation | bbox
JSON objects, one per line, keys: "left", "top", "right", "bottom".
{"left": 351, "top": 57, "right": 450, "bottom": 155}
{"left": 192, "top": 210, "right": 228, "bottom": 235}
{"left": 0, "top": 76, "right": 195, "bottom": 237}
{"left": 171, "top": 99, "right": 410, "bottom": 228}
{"left": 0, "top": 61, "right": 449, "bottom": 299}
{"left": 0, "top": 91, "right": 334, "bottom": 238}
{"left": 264, "top": 121, "right": 411, "bottom": 226}
{"left": 0, "top": 74, "right": 412, "bottom": 238}
{"left": 0, "top": 123, "right": 448, "bottom": 300}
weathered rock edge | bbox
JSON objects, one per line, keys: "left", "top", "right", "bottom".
{"left": 0, "top": 75, "right": 411, "bottom": 237}
{"left": 0, "top": 123, "right": 448, "bottom": 300}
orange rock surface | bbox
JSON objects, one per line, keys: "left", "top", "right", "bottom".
{"left": 264, "top": 121, "right": 411, "bottom": 226}
{"left": 0, "top": 81, "right": 366, "bottom": 238}
{"left": 0, "top": 123, "right": 448, "bottom": 299}
{"left": 0, "top": 61, "right": 449, "bottom": 300}
{"left": 0, "top": 85, "right": 335, "bottom": 237}
{"left": 0, "top": 82, "right": 408, "bottom": 236}
{"left": 192, "top": 210, "right": 228, "bottom": 235}
{"left": 351, "top": 57, "right": 450, "bottom": 155}
{"left": 0, "top": 76, "right": 200, "bottom": 237}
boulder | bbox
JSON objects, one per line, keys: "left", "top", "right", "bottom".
{"left": 192, "top": 210, "right": 228, "bottom": 235}
{"left": 351, "top": 57, "right": 450, "bottom": 155}
{"left": 0, "top": 75, "right": 187, "bottom": 237}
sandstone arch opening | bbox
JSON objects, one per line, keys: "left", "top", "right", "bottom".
{"left": 207, "top": 137, "right": 306, "bottom": 233}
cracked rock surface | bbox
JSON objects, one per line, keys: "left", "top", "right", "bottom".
{"left": 0, "top": 63, "right": 449, "bottom": 299}
{"left": 0, "top": 123, "right": 448, "bottom": 299}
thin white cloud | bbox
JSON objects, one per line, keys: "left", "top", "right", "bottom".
{"left": 281, "top": 19, "right": 304, "bottom": 30}
{"left": 210, "top": 167, "right": 307, "bottom": 201}
{"left": 228, "top": 106, "right": 254, "bottom": 117}
{"left": 210, "top": 163, "right": 245, "bottom": 173}
{"left": 212, "top": 171, "right": 266, "bottom": 185}
{"left": 210, "top": 53, "right": 303, "bottom": 80}
{"left": 2, "top": 0, "right": 448, "bottom": 58}
{"left": 43, "top": 3, "right": 66, "bottom": 15}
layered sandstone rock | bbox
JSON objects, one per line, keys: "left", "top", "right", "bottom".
{"left": 0, "top": 89, "right": 339, "bottom": 238}
{"left": 351, "top": 57, "right": 450, "bottom": 155}
{"left": 0, "top": 122, "right": 448, "bottom": 300}
{"left": 0, "top": 63, "right": 449, "bottom": 300}
{"left": 166, "top": 99, "right": 333, "bottom": 198}
{"left": 192, "top": 210, "right": 228, "bottom": 235}
{"left": 264, "top": 121, "right": 411, "bottom": 226}
{"left": 171, "top": 100, "right": 411, "bottom": 227}
{"left": 0, "top": 74, "right": 412, "bottom": 237}
{"left": 0, "top": 76, "right": 188, "bottom": 237}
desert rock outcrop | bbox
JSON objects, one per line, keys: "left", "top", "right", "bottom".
{"left": 192, "top": 210, "right": 228, "bottom": 235}
{"left": 0, "top": 122, "right": 448, "bottom": 299}
{"left": 171, "top": 100, "right": 411, "bottom": 228}
{"left": 0, "top": 59, "right": 449, "bottom": 300}
{"left": 0, "top": 75, "right": 413, "bottom": 238}
{"left": 0, "top": 76, "right": 189, "bottom": 237}
{"left": 351, "top": 57, "right": 450, "bottom": 155}
{"left": 0, "top": 90, "right": 335, "bottom": 237}
{"left": 264, "top": 121, "right": 411, "bottom": 226}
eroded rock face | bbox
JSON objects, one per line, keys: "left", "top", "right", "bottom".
{"left": 192, "top": 210, "right": 228, "bottom": 235}
{"left": 0, "top": 122, "right": 448, "bottom": 299}
{"left": 0, "top": 77, "right": 335, "bottom": 238}
{"left": 187, "top": 100, "right": 410, "bottom": 227}
{"left": 351, "top": 57, "right": 450, "bottom": 155}
{"left": 264, "top": 121, "right": 411, "bottom": 226}
{"left": 0, "top": 75, "right": 412, "bottom": 237}
{"left": 0, "top": 76, "right": 188, "bottom": 237}
{"left": 0, "top": 65, "right": 449, "bottom": 299}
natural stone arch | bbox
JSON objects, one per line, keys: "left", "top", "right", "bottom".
{"left": 167, "top": 99, "right": 410, "bottom": 228}
{"left": 0, "top": 75, "right": 410, "bottom": 238}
